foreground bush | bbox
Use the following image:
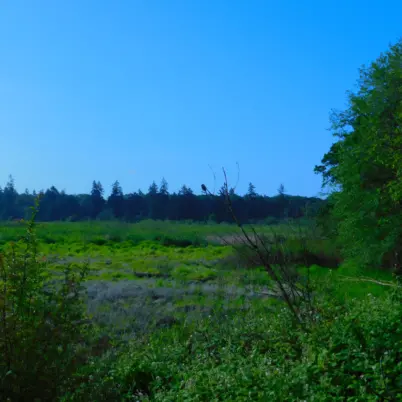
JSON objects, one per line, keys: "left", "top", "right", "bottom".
{"left": 68, "top": 287, "right": 402, "bottom": 401}
{"left": 0, "top": 203, "right": 92, "bottom": 401}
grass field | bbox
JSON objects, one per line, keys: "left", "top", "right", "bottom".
{"left": 0, "top": 219, "right": 394, "bottom": 340}
{"left": 0, "top": 219, "right": 303, "bottom": 245}
{"left": 2, "top": 219, "right": 399, "bottom": 400}
{"left": 0, "top": 221, "right": 279, "bottom": 339}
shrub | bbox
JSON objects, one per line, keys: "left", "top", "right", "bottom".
{"left": 154, "top": 235, "right": 204, "bottom": 248}
{"left": 90, "top": 236, "right": 108, "bottom": 246}
{"left": 0, "top": 201, "right": 92, "bottom": 401}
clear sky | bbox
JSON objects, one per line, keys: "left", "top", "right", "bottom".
{"left": 0, "top": 1, "right": 401, "bottom": 197}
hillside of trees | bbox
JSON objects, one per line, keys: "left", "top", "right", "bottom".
{"left": 0, "top": 178, "right": 323, "bottom": 223}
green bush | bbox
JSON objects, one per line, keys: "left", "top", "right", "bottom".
{"left": 0, "top": 202, "right": 92, "bottom": 401}
{"left": 154, "top": 235, "right": 206, "bottom": 248}
{"left": 90, "top": 236, "right": 108, "bottom": 246}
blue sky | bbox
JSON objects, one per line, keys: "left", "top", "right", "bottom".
{"left": 0, "top": 1, "right": 401, "bottom": 197}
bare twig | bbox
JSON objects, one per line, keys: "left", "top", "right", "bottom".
{"left": 202, "top": 169, "right": 306, "bottom": 324}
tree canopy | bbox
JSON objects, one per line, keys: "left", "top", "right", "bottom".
{"left": 315, "top": 39, "right": 402, "bottom": 270}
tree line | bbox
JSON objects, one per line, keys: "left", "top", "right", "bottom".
{"left": 0, "top": 177, "right": 323, "bottom": 223}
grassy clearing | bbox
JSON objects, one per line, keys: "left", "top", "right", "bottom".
{"left": 0, "top": 220, "right": 392, "bottom": 336}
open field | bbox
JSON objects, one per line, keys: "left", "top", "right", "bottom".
{"left": 0, "top": 221, "right": 282, "bottom": 341}
{"left": 0, "top": 220, "right": 393, "bottom": 340}
{"left": 0, "top": 219, "right": 304, "bottom": 245}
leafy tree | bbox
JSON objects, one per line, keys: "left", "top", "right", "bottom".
{"left": 315, "top": 39, "right": 402, "bottom": 270}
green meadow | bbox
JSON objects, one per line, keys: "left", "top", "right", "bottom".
{"left": 1, "top": 219, "right": 394, "bottom": 335}
{"left": 1, "top": 218, "right": 401, "bottom": 401}
{"left": 0, "top": 219, "right": 393, "bottom": 334}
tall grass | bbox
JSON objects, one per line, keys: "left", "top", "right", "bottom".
{"left": 0, "top": 220, "right": 308, "bottom": 244}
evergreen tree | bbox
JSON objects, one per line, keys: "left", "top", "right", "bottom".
{"left": 90, "top": 181, "right": 105, "bottom": 219}
{"left": 125, "top": 192, "right": 146, "bottom": 221}
{"left": 76, "top": 194, "right": 93, "bottom": 219}
{"left": 246, "top": 182, "right": 257, "bottom": 199}
{"left": 17, "top": 189, "right": 35, "bottom": 219}
{"left": 108, "top": 181, "right": 124, "bottom": 219}
{"left": 37, "top": 186, "right": 60, "bottom": 221}
{"left": 155, "top": 178, "right": 170, "bottom": 219}
{"left": 277, "top": 183, "right": 288, "bottom": 219}
{"left": 277, "top": 183, "right": 286, "bottom": 197}
{"left": 178, "top": 185, "right": 198, "bottom": 220}
{"left": 3, "top": 176, "right": 18, "bottom": 219}
{"left": 148, "top": 181, "right": 158, "bottom": 195}
{"left": 159, "top": 178, "right": 169, "bottom": 195}
{"left": 147, "top": 181, "right": 162, "bottom": 219}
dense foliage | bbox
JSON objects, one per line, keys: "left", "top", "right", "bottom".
{"left": 67, "top": 288, "right": 402, "bottom": 401}
{"left": 315, "top": 39, "right": 402, "bottom": 271}
{"left": 0, "top": 177, "right": 323, "bottom": 224}
{"left": 0, "top": 201, "right": 93, "bottom": 400}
